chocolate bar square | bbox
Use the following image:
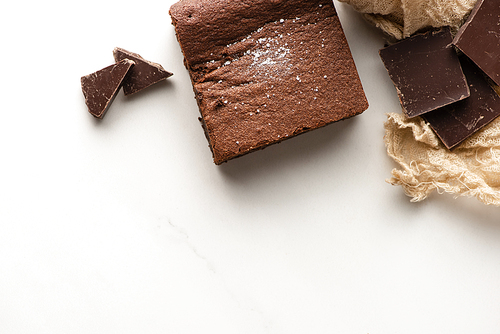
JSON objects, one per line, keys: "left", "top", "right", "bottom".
{"left": 422, "top": 57, "right": 500, "bottom": 150}
{"left": 453, "top": 0, "right": 500, "bottom": 87}
{"left": 379, "top": 28, "right": 469, "bottom": 119}
{"left": 170, "top": 0, "right": 368, "bottom": 164}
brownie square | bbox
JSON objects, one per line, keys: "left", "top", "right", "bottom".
{"left": 170, "top": 0, "right": 368, "bottom": 164}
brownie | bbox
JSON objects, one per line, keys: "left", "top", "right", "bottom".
{"left": 170, "top": 0, "right": 368, "bottom": 164}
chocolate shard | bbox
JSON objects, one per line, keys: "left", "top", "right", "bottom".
{"left": 452, "top": 0, "right": 500, "bottom": 87}
{"left": 379, "top": 27, "right": 470, "bottom": 118}
{"left": 422, "top": 57, "right": 500, "bottom": 150}
{"left": 81, "top": 59, "right": 135, "bottom": 119}
{"left": 113, "top": 47, "right": 173, "bottom": 95}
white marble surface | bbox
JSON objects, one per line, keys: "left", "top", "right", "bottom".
{"left": 1, "top": 1, "right": 500, "bottom": 333}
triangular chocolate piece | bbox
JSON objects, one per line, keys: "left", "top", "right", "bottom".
{"left": 113, "top": 47, "right": 173, "bottom": 96}
{"left": 81, "top": 59, "right": 135, "bottom": 119}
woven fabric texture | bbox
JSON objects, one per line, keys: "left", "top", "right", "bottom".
{"left": 384, "top": 112, "right": 500, "bottom": 206}
{"left": 338, "top": 0, "right": 477, "bottom": 39}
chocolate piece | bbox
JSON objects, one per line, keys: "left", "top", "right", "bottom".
{"left": 81, "top": 59, "right": 135, "bottom": 119}
{"left": 453, "top": 0, "right": 500, "bottom": 87}
{"left": 422, "top": 57, "right": 500, "bottom": 150}
{"left": 379, "top": 27, "right": 469, "bottom": 118}
{"left": 113, "top": 47, "right": 173, "bottom": 95}
{"left": 169, "top": 0, "right": 368, "bottom": 165}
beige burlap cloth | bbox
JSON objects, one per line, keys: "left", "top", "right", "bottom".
{"left": 384, "top": 113, "right": 500, "bottom": 205}
{"left": 338, "top": 0, "right": 477, "bottom": 39}
{"left": 340, "top": 0, "right": 500, "bottom": 205}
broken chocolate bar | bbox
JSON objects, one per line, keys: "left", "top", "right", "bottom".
{"left": 422, "top": 57, "right": 500, "bottom": 150}
{"left": 379, "top": 27, "right": 469, "bottom": 118}
{"left": 452, "top": 0, "right": 500, "bottom": 87}
{"left": 81, "top": 59, "right": 135, "bottom": 119}
{"left": 113, "top": 47, "right": 173, "bottom": 95}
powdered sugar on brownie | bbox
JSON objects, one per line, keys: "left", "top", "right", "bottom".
{"left": 214, "top": 20, "right": 292, "bottom": 79}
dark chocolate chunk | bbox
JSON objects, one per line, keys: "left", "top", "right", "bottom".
{"left": 113, "top": 47, "right": 173, "bottom": 95}
{"left": 452, "top": 0, "right": 500, "bottom": 87}
{"left": 169, "top": 0, "right": 368, "bottom": 165}
{"left": 81, "top": 59, "right": 135, "bottom": 119}
{"left": 379, "top": 27, "right": 469, "bottom": 118}
{"left": 422, "top": 57, "right": 500, "bottom": 150}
